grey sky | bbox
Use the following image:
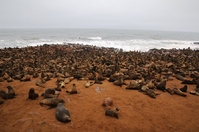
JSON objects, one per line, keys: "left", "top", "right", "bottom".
{"left": 0, "top": 0, "right": 199, "bottom": 32}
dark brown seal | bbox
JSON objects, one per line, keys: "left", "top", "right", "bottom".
{"left": 105, "top": 107, "right": 120, "bottom": 119}
{"left": 180, "top": 85, "right": 188, "bottom": 92}
{"left": 155, "top": 79, "right": 167, "bottom": 92}
{"left": 42, "top": 88, "right": 58, "bottom": 98}
{"left": 40, "top": 97, "right": 65, "bottom": 109}
{"left": 27, "top": 88, "right": 38, "bottom": 100}
{"left": 56, "top": 103, "right": 71, "bottom": 123}
{"left": 0, "top": 90, "right": 15, "bottom": 99}
{"left": 7, "top": 86, "right": 15, "bottom": 96}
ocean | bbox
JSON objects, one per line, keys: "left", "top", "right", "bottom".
{"left": 0, "top": 28, "right": 198, "bottom": 52}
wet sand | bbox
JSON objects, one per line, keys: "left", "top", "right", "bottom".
{"left": 0, "top": 44, "right": 199, "bottom": 132}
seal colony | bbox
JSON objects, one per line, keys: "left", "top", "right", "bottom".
{"left": 0, "top": 44, "right": 199, "bottom": 130}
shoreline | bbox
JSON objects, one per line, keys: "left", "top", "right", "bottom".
{"left": 0, "top": 44, "right": 199, "bottom": 131}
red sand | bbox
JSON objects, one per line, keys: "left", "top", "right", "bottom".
{"left": 0, "top": 77, "right": 199, "bottom": 132}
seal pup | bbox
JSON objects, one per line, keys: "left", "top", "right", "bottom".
{"left": 56, "top": 103, "right": 71, "bottom": 123}
{"left": 173, "top": 88, "right": 187, "bottom": 97}
{"left": 0, "top": 90, "right": 15, "bottom": 99}
{"left": 180, "top": 85, "right": 188, "bottom": 92}
{"left": 7, "top": 86, "right": 15, "bottom": 96}
{"left": 40, "top": 97, "right": 65, "bottom": 109}
{"left": 27, "top": 88, "right": 39, "bottom": 100}
{"left": 85, "top": 80, "right": 94, "bottom": 88}
{"left": 145, "top": 89, "right": 160, "bottom": 98}
{"left": 58, "top": 81, "right": 65, "bottom": 89}
{"left": 105, "top": 107, "right": 120, "bottom": 119}
{"left": 66, "top": 84, "right": 78, "bottom": 94}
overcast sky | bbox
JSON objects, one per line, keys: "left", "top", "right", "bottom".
{"left": 0, "top": 0, "right": 198, "bottom": 32}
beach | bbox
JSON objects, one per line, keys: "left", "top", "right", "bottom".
{"left": 0, "top": 44, "right": 199, "bottom": 132}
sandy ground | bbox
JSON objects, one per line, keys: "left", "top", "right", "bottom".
{"left": 0, "top": 77, "right": 199, "bottom": 132}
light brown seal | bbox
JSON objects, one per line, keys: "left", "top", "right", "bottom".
{"left": 145, "top": 89, "right": 160, "bottom": 98}
{"left": 56, "top": 103, "right": 71, "bottom": 123}
{"left": 66, "top": 84, "right": 78, "bottom": 94}
{"left": 173, "top": 88, "right": 187, "bottom": 97}
{"left": 40, "top": 97, "right": 65, "bottom": 109}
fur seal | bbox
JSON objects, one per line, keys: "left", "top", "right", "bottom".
{"left": 166, "top": 88, "right": 174, "bottom": 95}
{"left": 7, "top": 86, "right": 15, "bottom": 96}
{"left": 40, "top": 97, "right": 65, "bottom": 109}
{"left": 173, "top": 88, "right": 187, "bottom": 97}
{"left": 126, "top": 80, "right": 141, "bottom": 90}
{"left": 105, "top": 107, "right": 120, "bottom": 119}
{"left": 20, "top": 75, "right": 31, "bottom": 81}
{"left": 145, "top": 89, "right": 160, "bottom": 98}
{"left": 180, "top": 85, "right": 188, "bottom": 92}
{"left": 155, "top": 79, "right": 167, "bottom": 92}
{"left": 0, "top": 90, "right": 15, "bottom": 99}
{"left": 85, "top": 81, "right": 94, "bottom": 88}
{"left": 189, "top": 91, "right": 199, "bottom": 96}
{"left": 141, "top": 85, "right": 149, "bottom": 92}
{"left": 27, "top": 88, "right": 39, "bottom": 100}
{"left": 66, "top": 84, "right": 78, "bottom": 94}
{"left": 146, "top": 79, "right": 155, "bottom": 89}
{"left": 42, "top": 88, "right": 58, "bottom": 98}
{"left": 36, "top": 80, "right": 45, "bottom": 88}
{"left": 58, "top": 81, "right": 65, "bottom": 88}
{"left": 56, "top": 103, "right": 71, "bottom": 123}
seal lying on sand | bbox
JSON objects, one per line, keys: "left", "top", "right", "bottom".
{"left": 173, "top": 88, "right": 187, "bottom": 97}
{"left": 105, "top": 107, "right": 120, "bottom": 119}
{"left": 40, "top": 97, "right": 65, "bottom": 109}
{"left": 166, "top": 88, "right": 174, "bottom": 95}
{"left": 56, "top": 103, "right": 71, "bottom": 123}
{"left": 42, "top": 88, "right": 59, "bottom": 98}
{"left": 145, "top": 89, "right": 160, "bottom": 98}
{"left": 27, "top": 88, "right": 39, "bottom": 100}
{"left": 0, "top": 90, "right": 15, "bottom": 99}
{"left": 66, "top": 84, "right": 78, "bottom": 94}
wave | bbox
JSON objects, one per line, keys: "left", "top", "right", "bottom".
{"left": 86, "top": 37, "right": 102, "bottom": 40}
{"left": 0, "top": 38, "right": 198, "bottom": 52}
